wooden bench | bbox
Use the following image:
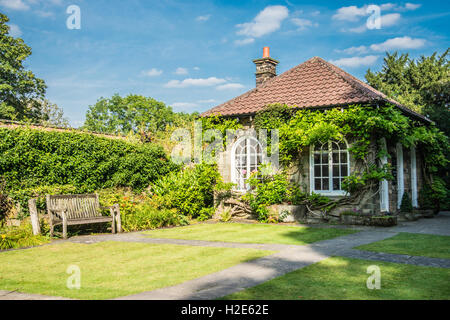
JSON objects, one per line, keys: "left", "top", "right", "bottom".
{"left": 46, "top": 194, "right": 122, "bottom": 239}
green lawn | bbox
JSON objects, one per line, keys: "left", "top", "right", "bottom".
{"left": 224, "top": 256, "right": 450, "bottom": 300}
{"left": 144, "top": 223, "right": 357, "bottom": 245}
{"left": 0, "top": 241, "right": 272, "bottom": 300}
{"left": 355, "top": 232, "right": 450, "bottom": 259}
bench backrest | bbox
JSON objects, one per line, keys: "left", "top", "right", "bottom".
{"left": 46, "top": 194, "right": 102, "bottom": 220}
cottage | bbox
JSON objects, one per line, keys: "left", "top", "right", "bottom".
{"left": 201, "top": 47, "right": 431, "bottom": 216}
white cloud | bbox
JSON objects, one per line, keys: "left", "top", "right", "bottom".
{"left": 348, "top": 24, "right": 367, "bottom": 33}
{"left": 330, "top": 55, "right": 379, "bottom": 67}
{"left": 234, "top": 38, "right": 255, "bottom": 46}
{"left": 196, "top": 14, "right": 211, "bottom": 22}
{"left": 198, "top": 99, "right": 217, "bottom": 103}
{"left": 311, "top": 10, "right": 320, "bottom": 16}
{"left": 236, "top": 5, "right": 289, "bottom": 38}
{"left": 164, "top": 77, "right": 226, "bottom": 88}
{"left": 193, "top": 67, "right": 200, "bottom": 71}
{"left": 380, "top": 13, "right": 401, "bottom": 27}
{"left": 332, "top": 6, "right": 367, "bottom": 22}
{"left": 291, "top": 18, "right": 318, "bottom": 30}
{"left": 216, "top": 83, "right": 245, "bottom": 90}
{"left": 142, "top": 68, "right": 163, "bottom": 77}
{"left": 336, "top": 45, "right": 369, "bottom": 55}
{"left": 346, "top": 13, "right": 401, "bottom": 33}
{"left": 8, "top": 24, "right": 22, "bottom": 37}
{"left": 380, "top": 3, "right": 396, "bottom": 11}
{"left": 370, "top": 36, "right": 426, "bottom": 51}
{"left": 35, "top": 10, "right": 54, "bottom": 17}
{"left": 174, "top": 67, "right": 188, "bottom": 75}
{"left": 404, "top": 3, "right": 421, "bottom": 11}
{"left": 171, "top": 102, "right": 199, "bottom": 109}
{"left": 0, "top": 0, "right": 29, "bottom": 10}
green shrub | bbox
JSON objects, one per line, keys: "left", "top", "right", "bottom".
{"left": 400, "top": 192, "right": 413, "bottom": 213}
{"left": 0, "top": 178, "right": 12, "bottom": 226}
{"left": 151, "top": 163, "right": 220, "bottom": 218}
{"left": 419, "top": 177, "right": 448, "bottom": 212}
{"left": 121, "top": 204, "right": 188, "bottom": 232}
{"left": 0, "top": 127, "right": 178, "bottom": 193}
{"left": 0, "top": 223, "right": 49, "bottom": 250}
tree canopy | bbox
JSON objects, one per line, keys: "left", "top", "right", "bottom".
{"left": 83, "top": 93, "right": 196, "bottom": 135}
{"left": 365, "top": 49, "right": 449, "bottom": 136}
{"left": 0, "top": 13, "right": 47, "bottom": 121}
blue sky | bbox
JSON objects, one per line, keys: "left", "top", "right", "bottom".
{"left": 1, "top": 0, "right": 449, "bottom": 127}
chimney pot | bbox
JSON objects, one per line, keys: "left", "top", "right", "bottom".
{"left": 263, "top": 47, "right": 270, "bottom": 58}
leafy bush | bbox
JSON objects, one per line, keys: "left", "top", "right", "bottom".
{"left": 0, "top": 178, "right": 12, "bottom": 226}
{"left": 400, "top": 192, "right": 413, "bottom": 213}
{"left": 151, "top": 163, "right": 220, "bottom": 218}
{"left": 121, "top": 204, "right": 188, "bottom": 232}
{"left": 0, "top": 127, "right": 178, "bottom": 193}
{"left": 0, "top": 223, "right": 49, "bottom": 250}
{"left": 419, "top": 177, "right": 448, "bottom": 212}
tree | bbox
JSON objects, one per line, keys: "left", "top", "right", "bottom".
{"left": 38, "top": 99, "right": 69, "bottom": 128}
{"left": 365, "top": 49, "right": 449, "bottom": 136}
{"left": 83, "top": 94, "right": 182, "bottom": 135}
{"left": 0, "top": 13, "right": 47, "bottom": 121}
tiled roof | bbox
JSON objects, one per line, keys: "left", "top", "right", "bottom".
{"left": 201, "top": 57, "right": 430, "bottom": 122}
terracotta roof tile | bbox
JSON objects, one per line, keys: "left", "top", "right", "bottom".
{"left": 201, "top": 57, "right": 430, "bottom": 123}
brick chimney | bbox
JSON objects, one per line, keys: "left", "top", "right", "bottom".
{"left": 253, "top": 47, "right": 279, "bottom": 87}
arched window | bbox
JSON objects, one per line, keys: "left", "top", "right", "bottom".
{"left": 310, "top": 140, "right": 349, "bottom": 195}
{"left": 232, "top": 136, "right": 263, "bottom": 191}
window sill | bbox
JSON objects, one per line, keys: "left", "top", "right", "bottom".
{"left": 311, "top": 190, "right": 349, "bottom": 197}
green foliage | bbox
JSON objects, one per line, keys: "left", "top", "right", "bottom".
{"left": 0, "top": 127, "right": 178, "bottom": 194}
{"left": 254, "top": 104, "right": 294, "bottom": 130}
{"left": 121, "top": 204, "right": 188, "bottom": 232}
{"left": 97, "top": 188, "right": 188, "bottom": 232}
{"left": 400, "top": 192, "right": 413, "bottom": 213}
{"left": 83, "top": 94, "right": 193, "bottom": 136}
{"left": 243, "top": 169, "right": 330, "bottom": 222}
{"left": 365, "top": 50, "right": 450, "bottom": 136}
{"left": 0, "top": 178, "right": 12, "bottom": 225}
{"left": 0, "top": 223, "right": 49, "bottom": 250}
{"left": 342, "top": 164, "right": 393, "bottom": 194}
{"left": 0, "top": 13, "right": 47, "bottom": 121}
{"left": 418, "top": 177, "right": 448, "bottom": 211}
{"left": 151, "top": 163, "right": 220, "bottom": 218}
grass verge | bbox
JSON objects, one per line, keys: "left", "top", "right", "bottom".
{"left": 355, "top": 232, "right": 450, "bottom": 259}
{"left": 223, "top": 256, "right": 450, "bottom": 300}
{"left": 144, "top": 222, "right": 357, "bottom": 245}
{"left": 0, "top": 241, "right": 272, "bottom": 299}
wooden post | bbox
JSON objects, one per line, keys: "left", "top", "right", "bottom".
{"left": 28, "top": 199, "right": 41, "bottom": 236}
{"left": 114, "top": 204, "right": 122, "bottom": 233}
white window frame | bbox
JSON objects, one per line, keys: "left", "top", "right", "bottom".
{"left": 309, "top": 140, "right": 350, "bottom": 196}
{"left": 396, "top": 143, "right": 404, "bottom": 209}
{"left": 231, "top": 136, "right": 263, "bottom": 192}
{"left": 411, "top": 146, "right": 418, "bottom": 208}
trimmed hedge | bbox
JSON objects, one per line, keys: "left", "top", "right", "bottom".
{"left": 0, "top": 127, "right": 178, "bottom": 192}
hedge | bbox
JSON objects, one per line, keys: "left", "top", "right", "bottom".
{"left": 0, "top": 127, "right": 178, "bottom": 192}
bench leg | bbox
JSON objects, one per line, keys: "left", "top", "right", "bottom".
{"left": 112, "top": 216, "right": 116, "bottom": 234}
{"left": 49, "top": 219, "right": 54, "bottom": 238}
{"left": 62, "top": 218, "right": 68, "bottom": 239}
{"left": 115, "top": 204, "right": 122, "bottom": 233}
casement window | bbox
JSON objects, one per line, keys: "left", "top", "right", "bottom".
{"left": 231, "top": 136, "right": 263, "bottom": 191}
{"left": 310, "top": 140, "right": 350, "bottom": 196}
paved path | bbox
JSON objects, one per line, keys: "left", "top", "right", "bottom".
{"left": 2, "top": 212, "right": 449, "bottom": 300}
